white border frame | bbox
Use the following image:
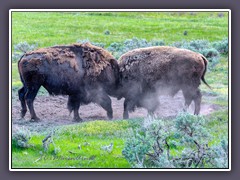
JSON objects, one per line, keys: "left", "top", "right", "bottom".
{"left": 9, "top": 9, "right": 231, "bottom": 171}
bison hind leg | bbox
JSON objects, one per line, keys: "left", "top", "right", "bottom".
{"left": 182, "top": 87, "right": 202, "bottom": 115}
{"left": 123, "top": 99, "right": 130, "bottom": 119}
{"left": 193, "top": 89, "right": 202, "bottom": 115}
{"left": 18, "top": 86, "right": 27, "bottom": 118}
{"left": 182, "top": 88, "right": 194, "bottom": 112}
{"left": 25, "top": 84, "right": 41, "bottom": 121}
{"left": 170, "top": 86, "right": 180, "bottom": 97}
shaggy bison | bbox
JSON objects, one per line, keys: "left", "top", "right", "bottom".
{"left": 117, "top": 46, "right": 211, "bottom": 119}
{"left": 18, "top": 43, "right": 119, "bottom": 122}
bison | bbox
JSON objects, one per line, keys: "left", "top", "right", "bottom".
{"left": 117, "top": 46, "right": 211, "bottom": 119}
{"left": 18, "top": 42, "right": 119, "bottom": 122}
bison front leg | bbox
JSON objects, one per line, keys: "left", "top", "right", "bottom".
{"left": 97, "top": 94, "right": 113, "bottom": 120}
{"left": 142, "top": 93, "right": 159, "bottom": 117}
{"left": 123, "top": 98, "right": 137, "bottom": 119}
{"left": 146, "top": 105, "right": 158, "bottom": 118}
{"left": 68, "top": 95, "right": 82, "bottom": 122}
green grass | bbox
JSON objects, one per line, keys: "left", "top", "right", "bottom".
{"left": 13, "top": 137, "right": 130, "bottom": 168}
{"left": 12, "top": 63, "right": 21, "bottom": 87}
{"left": 207, "top": 110, "right": 229, "bottom": 145}
{"left": 12, "top": 12, "right": 228, "bottom": 48}
{"left": 12, "top": 120, "right": 138, "bottom": 168}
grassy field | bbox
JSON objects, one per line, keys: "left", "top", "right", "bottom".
{"left": 11, "top": 11, "right": 229, "bottom": 169}
{"left": 12, "top": 120, "right": 133, "bottom": 168}
{"left": 12, "top": 12, "right": 228, "bottom": 48}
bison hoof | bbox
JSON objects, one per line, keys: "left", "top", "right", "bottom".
{"left": 30, "top": 117, "right": 40, "bottom": 122}
{"left": 194, "top": 112, "right": 200, "bottom": 115}
{"left": 107, "top": 113, "right": 113, "bottom": 120}
{"left": 123, "top": 113, "right": 129, "bottom": 119}
{"left": 21, "top": 109, "right": 27, "bottom": 118}
{"left": 73, "top": 117, "right": 83, "bottom": 122}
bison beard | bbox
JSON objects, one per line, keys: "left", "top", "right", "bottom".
{"left": 117, "top": 46, "right": 211, "bottom": 119}
{"left": 18, "top": 43, "right": 119, "bottom": 122}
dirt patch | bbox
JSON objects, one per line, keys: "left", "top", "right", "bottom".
{"left": 12, "top": 91, "right": 221, "bottom": 133}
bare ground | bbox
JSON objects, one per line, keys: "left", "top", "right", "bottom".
{"left": 12, "top": 91, "right": 221, "bottom": 133}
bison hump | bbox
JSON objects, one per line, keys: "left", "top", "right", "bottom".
{"left": 80, "top": 43, "right": 113, "bottom": 78}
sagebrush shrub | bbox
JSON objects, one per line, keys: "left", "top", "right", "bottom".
{"left": 12, "top": 42, "right": 38, "bottom": 62}
{"left": 212, "top": 38, "right": 228, "bottom": 55}
{"left": 150, "top": 40, "right": 165, "bottom": 46}
{"left": 123, "top": 37, "right": 150, "bottom": 50}
{"left": 107, "top": 42, "right": 124, "bottom": 59}
{"left": 107, "top": 37, "right": 165, "bottom": 59}
{"left": 202, "top": 48, "right": 220, "bottom": 69}
{"left": 190, "top": 40, "right": 210, "bottom": 50}
{"left": 12, "top": 126, "right": 31, "bottom": 148}
{"left": 13, "top": 37, "right": 227, "bottom": 69}
{"left": 122, "top": 113, "right": 228, "bottom": 168}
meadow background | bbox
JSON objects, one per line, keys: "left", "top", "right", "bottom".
{"left": 11, "top": 11, "right": 229, "bottom": 168}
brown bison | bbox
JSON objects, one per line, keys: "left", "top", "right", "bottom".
{"left": 18, "top": 43, "right": 119, "bottom": 122}
{"left": 117, "top": 46, "right": 211, "bottom": 119}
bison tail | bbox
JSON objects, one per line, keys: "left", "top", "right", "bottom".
{"left": 18, "top": 54, "right": 27, "bottom": 87}
{"left": 201, "top": 55, "right": 212, "bottom": 89}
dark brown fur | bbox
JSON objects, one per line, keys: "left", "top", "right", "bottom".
{"left": 18, "top": 43, "right": 119, "bottom": 122}
{"left": 117, "top": 46, "right": 210, "bottom": 119}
